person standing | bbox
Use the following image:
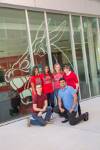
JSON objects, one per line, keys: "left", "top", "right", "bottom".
{"left": 42, "top": 66, "right": 54, "bottom": 108}
{"left": 53, "top": 63, "right": 63, "bottom": 105}
{"left": 30, "top": 66, "right": 43, "bottom": 96}
{"left": 58, "top": 78, "right": 89, "bottom": 125}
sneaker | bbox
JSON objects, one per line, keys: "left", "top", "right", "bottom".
{"left": 27, "top": 117, "right": 31, "bottom": 127}
{"left": 84, "top": 112, "right": 89, "bottom": 121}
{"left": 61, "top": 119, "right": 68, "bottom": 123}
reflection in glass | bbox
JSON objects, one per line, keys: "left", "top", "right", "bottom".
{"left": 0, "top": 8, "right": 31, "bottom": 123}
{"left": 28, "top": 11, "right": 48, "bottom": 68}
{"left": 72, "top": 16, "right": 90, "bottom": 99}
{"left": 83, "top": 17, "right": 100, "bottom": 96}
{"left": 47, "top": 13, "right": 73, "bottom": 68}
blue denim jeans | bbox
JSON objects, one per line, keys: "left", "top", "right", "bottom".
{"left": 47, "top": 92, "right": 54, "bottom": 108}
{"left": 30, "top": 106, "right": 52, "bottom": 126}
{"left": 54, "top": 89, "right": 59, "bottom": 106}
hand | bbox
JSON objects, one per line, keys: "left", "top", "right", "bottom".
{"left": 42, "top": 107, "right": 46, "bottom": 112}
{"left": 60, "top": 108, "right": 65, "bottom": 113}
{"left": 69, "top": 108, "right": 74, "bottom": 113}
{"left": 37, "top": 112, "right": 43, "bottom": 117}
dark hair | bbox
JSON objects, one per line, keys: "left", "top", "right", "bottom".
{"left": 31, "top": 66, "right": 39, "bottom": 76}
{"left": 63, "top": 63, "right": 72, "bottom": 71}
{"left": 59, "top": 77, "right": 66, "bottom": 82}
{"left": 44, "top": 65, "right": 51, "bottom": 75}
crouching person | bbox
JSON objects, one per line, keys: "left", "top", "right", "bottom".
{"left": 58, "top": 78, "right": 89, "bottom": 125}
{"left": 28, "top": 84, "right": 52, "bottom": 127}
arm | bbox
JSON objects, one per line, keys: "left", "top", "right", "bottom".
{"left": 70, "top": 94, "right": 78, "bottom": 113}
{"left": 42, "top": 100, "right": 48, "bottom": 112}
{"left": 31, "top": 82, "right": 36, "bottom": 94}
{"left": 76, "top": 83, "right": 79, "bottom": 91}
{"left": 33, "top": 104, "right": 43, "bottom": 112}
{"left": 34, "top": 100, "right": 48, "bottom": 117}
{"left": 58, "top": 96, "right": 65, "bottom": 113}
{"left": 73, "top": 72, "right": 79, "bottom": 91}
{"left": 33, "top": 99, "right": 47, "bottom": 112}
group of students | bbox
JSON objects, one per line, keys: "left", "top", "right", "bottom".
{"left": 28, "top": 63, "right": 89, "bottom": 126}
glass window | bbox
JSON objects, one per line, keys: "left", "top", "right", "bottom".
{"left": 0, "top": 8, "right": 31, "bottom": 123}
{"left": 47, "top": 13, "right": 73, "bottom": 68}
{"left": 83, "top": 17, "right": 100, "bottom": 96}
{"left": 28, "top": 11, "right": 48, "bottom": 70}
{"left": 72, "top": 16, "right": 90, "bottom": 99}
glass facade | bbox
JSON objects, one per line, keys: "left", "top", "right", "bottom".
{"left": 47, "top": 13, "right": 73, "bottom": 67}
{"left": 72, "top": 16, "right": 90, "bottom": 99}
{"left": 0, "top": 7, "right": 100, "bottom": 123}
{"left": 83, "top": 17, "right": 100, "bottom": 96}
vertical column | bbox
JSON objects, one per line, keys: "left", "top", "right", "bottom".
{"left": 44, "top": 11, "right": 53, "bottom": 72}
{"left": 69, "top": 14, "right": 78, "bottom": 75}
{"left": 96, "top": 18, "right": 100, "bottom": 71}
{"left": 69, "top": 14, "right": 81, "bottom": 99}
{"left": 87, "top": 19, "right": 99, "bottom": 95}
{"left": 25, "top": 10, "right": 35, "bottom": 68}
{"left": 80, "top": 16, "right": 91, "bottom": 97}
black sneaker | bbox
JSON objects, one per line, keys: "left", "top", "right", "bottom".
{"left": 84, "top": 112, "right": 89, "bottom": 121}
{"left": 61, "top": 119, "right": 68, "bottom": 123}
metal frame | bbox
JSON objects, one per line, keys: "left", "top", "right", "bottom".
{"left": 25, "top": 10, "right": 35, "bottom": 67}
{"left": 44, "top": 11, "right": 53, "bottom": 71}
{"left": 69, "top": 14, "right": 82, "bottom": 99}
{"left": 69, "top": 14, "right": 79, "bottom": 75}
{"left": 96, "top": 17, "right": 100, "bottom": 39}
{"left": 80, "top": 16, "right": 91, "bottom": 97}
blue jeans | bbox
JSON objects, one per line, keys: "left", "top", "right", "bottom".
{"left": 54, "top": 89, "right": 59, "bottom": 106}
{"left": 30, "top": 106, "right": 52, "bottom": 126}
{"left": 47, "top": 92, "right": 54, "bottom": 108}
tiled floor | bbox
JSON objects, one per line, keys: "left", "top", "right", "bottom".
{"left": 0, "top": 97, "right": 100, "bottom": 150}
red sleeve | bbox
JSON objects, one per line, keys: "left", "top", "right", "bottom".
{"left": 30, "top": 76, "right": 35, "bottom": 84}
{"left": 72, "top": 72, "right": 78, "bottom": 83}
{"left": 63, "top": 73, "right": 67, "bottom": 82}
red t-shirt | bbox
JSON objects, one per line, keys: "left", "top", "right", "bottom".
{"left": 30, "top": 74, "right": 43, "bottom": 95}
{"left": 30, "top": 74, "right": 43, "bottom": 86}
{"left": 32, "top": 94, "right": 47, "bottom": 113}
{"left": 42, "top": 73, "right": 53, "bottom": 94}
{"left": 53, "top": 72, "right": 63, "bottom": 90}
{"left": 63, "top": 71, "right": 78, "bottom": 89}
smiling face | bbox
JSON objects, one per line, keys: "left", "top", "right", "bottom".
{"left": 63, "top": 66, "right": 70, "bottom": 74}
{"left": 54, "top": 64, "right": 61, "bottom": 73}
{"left": 36, "top": 84, "right": 42, "bottom": 95}
{"left": 59, "top": 79, "right": 66, "bottom": 88}
{"left": 44, "top": 66, "right": 49, "bottom": 74}
{"left": 34, "top": 68, "right": 39, "bottom": 75}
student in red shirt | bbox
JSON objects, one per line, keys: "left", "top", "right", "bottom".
{"left": 27, "top": 84, "right": 52, "bottom": 126}
{"left": 30, "top": 66, "right": 43, "bottom": 96}
{"left": 53, "top": 63, "right": 63, "bottom": 105}
{"left": 63, "top": 64, "right": 81, "bottom": 116}
{"left": 42, "top": 66, "right": 54, "bottom": 108}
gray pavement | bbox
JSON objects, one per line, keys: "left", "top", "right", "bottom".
{"left": 0, "top": 97, "right": 100, "bottom": 150}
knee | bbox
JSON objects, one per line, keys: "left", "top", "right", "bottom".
{"left": 47, "top": 106, "right": 52, "bottom": 111}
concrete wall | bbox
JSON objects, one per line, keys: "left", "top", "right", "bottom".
{"left": 0, "top": 0, "right": 100, "bottom": 16}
